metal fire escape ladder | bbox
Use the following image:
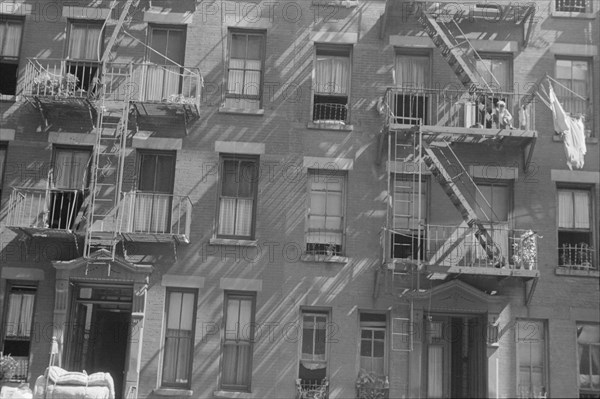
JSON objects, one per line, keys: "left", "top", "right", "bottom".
{"left": 420, "top": 142, "right": 503, "bottom": 264}
{"left": 417, "top": 3, "right": 500, "bottom": 95}
{"left": 83, "top": 0, "right": 136, "bottom": 261}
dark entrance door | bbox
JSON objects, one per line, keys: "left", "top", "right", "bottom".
{"left": 423, "top": 314, "right": 486, "bottom": 398}
{"left": 66, "top": 284, "right": 132, "bottom": 399}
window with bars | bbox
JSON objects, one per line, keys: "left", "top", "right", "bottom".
{"left": 221, "top": 292, "right": 255, "bottom": 391}
{"left": 226, "top": 30, "right": 265, "bottom": 106}
{"left": 217, "top": 156, "right": 259, "bottom": 239}
{"left": 306, "top": 170, "right": 346, "bottom": 256}
{"left": 162, "top": 288, "right": 197, "bottom": 388}
{"left": 557, "top": 188, "right": 595, "bottom": 269}
{"left": 0, "top": 16, "right": 23, "bottom": 95}
{"left": 1, "top": 283, "right": 37, "bottom": 382}
{"left": 313, "top": 45, "right": 351, "bottom": 123}
{"left": 577, "top": 324, "right": 600, "bottom": 397}
{"left": 516, "top": 320, "right": 548, "bottom": 399}
{"left": 555, "top": 0, "right": 590, "bottom": 12}
{"left": 555, "top": 58, "right": 593, "bottom": 136}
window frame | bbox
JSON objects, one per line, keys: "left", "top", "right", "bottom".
{"left": 161, "top": 287, "right": 198, "bottom": 389}
{"left": 576, "top": 322, "right": 600, "bottom": 396}
{"left": 556, "top": 185, "right": 596, "bottom": 269}
{"left": 65, "top": 19, "right": 105, "bottom": 61}
{"left": 225, "top": 29, "right": 266, "bottom": 104}
{"left": 51, "top": 145, "right": 93, "bottom": 190}
{"left": 394, "top": 48, "right": 433, "bottom": 88}
{"left": 136, "top": 150, "right": 176, "bottom": 194}
{"left": 299, "top": 308, "right": 331, "bottom": 379}
{"left": 554, "top": 0, "right": 592, "bottom": 13}
{"left": 220, "top": 291, "right": 256, "bottom": 392}
{"left": 1, "top": 281, "right": 38, "bottom": 383}
{"left": 555, "top": 57, "right": 593, "bottom": 136}
{"left": 473, "top": 179, "right": 513, "bottom": 224}
{"left": 358, "top": 312, "right": 388, "bottom": 377}
{"left": 0, "top": 15, "right": 24, "bottom": 63}
{"left": 146, "top": 24, "right": 187, "bottom": 66}
{"left": 474, "top": 53, "right": 513, "bottom": 93}
{"left": 311, "top": 44, "right": 353, "bottom": 124}
{"left": 305, "top": 169, "right": 347, "bottom": 256}
{"left": 215, "top": 154, "right": 259, "bottom": 240}
{"left": 515, "top": 319, "right": 549, "bottom": 399}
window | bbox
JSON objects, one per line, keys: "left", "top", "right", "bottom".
{"left": 556, "top": 58, "right": 592, "bottom": 135}
{"left": 577, "top": 324, "right": 600, "bottom": 397}
{"left": 162, "top": 289, "right": 197, "bottom": 388}
{"left": 474, "top": 182, "right": 510, "bottom": 223}
{"left": 555, "top": 0, "right": 590, "bottom": 12}
{"left": 217, "top": 156, "right": 259, "bottom": 239}
{"left": 475, "top": 55, "right": 512, "bottom": 93}
{"left": 516, "top": 320, "right": 548, "bottom": 399}
{"left": 359, "top": 313, "right": 387, "bottom": 376}
{"left": 222, "top": 292, "right": 255, "bottom": 391}
{"left": 226, "top": 30, "right": 265, "bottom": 109}
{"left": 1, "top": 283, "right": 36, "bottom": 382}
{"left": 557, "top": 188, "right": 595, "bottom": 269}
{"left": 299, "top": 311, "right": 329, "bottom": 388}
{"left": 49, "top": 147, "right": 92, "bottom": 229}
{"left": 67, "top": 20, "right": 103, "bottom": 92}
{"left": 392, "top": 51, "right": 430, "bottom": 125}
{"left": 306, "top": 170, "right": 346, "bottom": 256}
{"left": 0, "top": 144, "right": 6, "bottom": 200}
{"left": 146, "top": 25, "right": 186, "bottom": 102}
{"left": 391, "top": 175, "right": 427, "bottom": 260}
{"left": 313, "top": 45, "right": 351, "bottom": 123}
{"left": 135, "top": 151, "right": 176, "bottom": 234}
{"left": 0, "top": 16, "right": 23, "bottom": 95}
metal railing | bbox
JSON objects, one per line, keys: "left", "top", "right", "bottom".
{"left": 6, "top": 187, "right": 84, "bottom": 231}
{"left": 559, "top": 243, "right": 596, "bottom": 270}
{"left": 120, "top": 191, "right": 192, "bottom": 240}
{"left": 383, "top": 87, "right": 535, "bottom": 131}
{"left": 391, "top": 224, "right": 538, "bottom": 270}
{"left": 21, "top": 58, "right": 202, "bottom": 110}
{"left": 296, "top": 378, "right": 329, "bottom": 399}
{"left": 305, "top": 229, "right": 344, "bottom": 256}
{"left": 555, "top": 0, "right": 589, "bottom": 12}
{"left": 313, "top": 102, "right": 348, "bottom": 123}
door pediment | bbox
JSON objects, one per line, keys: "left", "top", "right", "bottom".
{"left": 408, "top": 279, "right": 505, "bottom": 313}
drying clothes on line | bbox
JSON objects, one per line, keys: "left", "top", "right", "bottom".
{"left": 548, "top": 84, "right": 587, "bottom": 170}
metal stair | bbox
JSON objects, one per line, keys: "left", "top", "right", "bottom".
{"left": 419, "top": 142, "right": 502, "bottom": 263}
{"left": 416, "top": 2, "right": 499, "bottom": 95}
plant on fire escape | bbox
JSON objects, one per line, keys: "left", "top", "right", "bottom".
{"left": 512, "top": 230, "right": 540, "bottom": 270}
{"left": 355, "top": 370, "right": 389, "bottom": 399}
{"left": 0, "top": 353, "right": 17, "bottom": 382}
{"left": 32, "top": 72, "right": 79, "bottom": 97}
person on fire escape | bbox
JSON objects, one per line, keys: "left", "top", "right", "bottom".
{"left": 493, "top": 100, "right": 514, "bottom": 129}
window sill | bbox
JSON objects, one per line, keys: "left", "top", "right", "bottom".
{"left": 307, "top": 121, "right": 353, "bottom": 132}
{"left": 552, "top": 135, "right": 597, "bottom": 144}
{"left": 555, "top": 267, "right": 599, "bottom": 278}
{"left": 301, "top": 254, "right": 349, "bottom": 264}
{"left": 218, "top": 106, "right": 264, "bottom": 116}
{"left": 153, "top": 388, "right": 194, "bottom": 397}
{"left": 213, "top": 391, "right": 252, "bottom": 398}
{"left": 0, "top": 94, "right": 17, "bottom": 102}
{"left": 551, "top": 11, "right": 596, "bottom": 19}
{"left": 312, "top": 0, "right": 358, "bottom": 7}
{"left": 209, "top": 238, "right": 258, "bottom": 247}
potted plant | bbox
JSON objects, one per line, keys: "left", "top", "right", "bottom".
{"left": 0, "top": 353, "right": 18, "bottom": 384}
{"left": 355, "top": 370, "right": 389, "bottom": 399}
{"left": 32, "top": 72, "right": 79, "bottom": 97}
{"left": 512, "top": 230, "right": 539, "bottom": 270}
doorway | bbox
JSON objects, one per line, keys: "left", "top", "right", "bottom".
{"left": 423, "top": 314, "right": 486, "bottom": 398}
{"left": 65, "top": 284, "right": 132, "bottom": 398}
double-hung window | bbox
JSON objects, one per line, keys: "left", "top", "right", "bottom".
{"left": 313, "top": 45, "right": 351, "bottom": 123}
{"left": 217, "top": 156, "right": 259, "bottom": 239}
{"left": 0, "top": 16, "right": 23, "bottom": 95}
{"left": 162, "top": 289, "right": 197, "bottom": 388}
{"left": 577, "top": 323, "right": 600, "bottom": 397}
{"left": 557, "top": 188, "right": 595, "bottom": 269}
{"left": 306, "top": 170, "right": 345, "bottom": 256}
{"left": 299, "top": 311, "right": 329, "bottom": 388}
{"left": 516, "top": 320, "right": 548, "bottom": 399}
{"left": 226, "top": 30, "right": 265, "bottom": 109}
{"left": 146, "top": 25, "right": 186, "bottom": 102}
{"left": 359, "top": 313, "right": 387, "bottom": 376}
{"left": 1, "top": 283, "right": 36, "bottom": 382}
{"left": 556, "top": 58, "right": 593, "bottom": 135}
{"left": 67, "top": 20, "right": 103, "bottom": 92}
{"left": 221, "top": 292, "right": 255, "bottom": 391}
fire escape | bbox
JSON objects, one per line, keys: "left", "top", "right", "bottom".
{"left": 375, "top": 1, "right": 540, "bottom": 306}
{"left": 6, "top": 0, "right": 199, "bottom": 265}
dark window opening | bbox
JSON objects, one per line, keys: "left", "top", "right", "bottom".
{"left": 0, "top": 63, "right": 18, "bottom": 95}
{"left": 306, "top": 243, "right": 342, "bottom": 257}
{"left": 391, "top": 232, "right": 425, "bottom": 260}
{"left": 393, "top": 94, "right": 428, "bottom": 125}
{"left": 47, "top": 190, "right": 85, "bottom": 230}
{"left": 558, "top": 231, "right": 594, "bottom": 268}
{"left": 66, "top": 62, "right": 100, "bottom": 96}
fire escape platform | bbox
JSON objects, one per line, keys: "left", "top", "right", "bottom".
{"left": 390, "top": 124, "right": 537, "bottom": 146}
{"left": 24, "top": 95, "right": 96, "bottom": 130}
{"left": 425, "top": 264, "right": 539, "bottom": 279}
{"left": 6, "top": 226, "right": 83, "bottom": 240}
{"left": 121, "top": 232, "right": 190, "bottom": 245}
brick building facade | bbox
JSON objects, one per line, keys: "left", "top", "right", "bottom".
{"left": 0, "top": 0, "right": 598, "bottom": 398}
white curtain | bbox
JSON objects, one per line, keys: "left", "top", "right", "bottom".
{"left": 307, "top": 177, "right": 343, "bottom": 245}
{"left": 69, "top": 23, "right": 101, "bottom": 60}
{"left": 222, "top": 297, "right": 252, "bottom": 387}
{"left": 54, "top": 149, "right": 90, "bottom": 189}
{"left": 162, "top": 292, "right": 194, "bottom": 385}
{"left": 5, "top": 293, "right": 34, "bottom": 338}
{"left": 0, "top": 21, "right": 22, "bottom": 57}
{"left": 134, "top": 193, "right": 170, "bottom": 233}
{"left": 427, "top": 345, "right": 443, "bottom": 398}
{"left": 144, "top": 65, "right": 180, "bottom": 101}
{"left": 228, "top": 59, "right": 261, "bottom": 97}
{"left": 228, "top": 59, "right": 245, "bottom": 95}
{"left": 559, "top": 190, "right": 589, "bottom": 229}
{"left": 315, "top": 56, "right": 349, "bottom": 95}
{"left": 395, "top": 55, "right": 429, "bottom": 87}
{"left": 219, "top": 198, "right": 253, "bottom": 237}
